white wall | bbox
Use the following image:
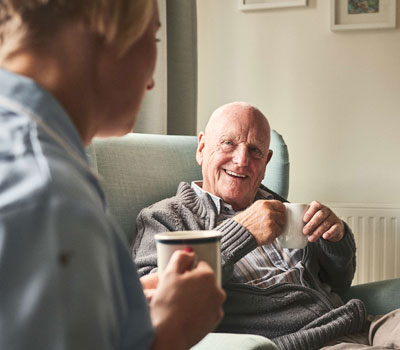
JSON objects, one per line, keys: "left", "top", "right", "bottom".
{"left": 197, "top": 0, "right": 400, "bottom": 206}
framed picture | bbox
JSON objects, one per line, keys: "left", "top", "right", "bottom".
{"left": 331, "top": 0, "right": 397, "bottom": 31}
{"left": 238, "top": 0, "right": 307, "bottom": 11}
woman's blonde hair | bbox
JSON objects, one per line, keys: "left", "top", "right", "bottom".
{"left": 0, "top": 0, "right": 154, "bottom": 57}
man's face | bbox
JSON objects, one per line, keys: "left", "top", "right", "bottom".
{"left": 196, "top": 104, "right": 273, "bottom": 211}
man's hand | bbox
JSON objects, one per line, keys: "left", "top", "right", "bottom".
{"left": 303, "top": 201, "right": 345, "bottom": 243}
{"left": 150, "top": 250, "right": 226, "bottom": 350}
{"left": 233, "top": 200, "right": 286, "bottom": 246}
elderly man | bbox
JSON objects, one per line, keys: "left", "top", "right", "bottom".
{"left": 134, "top": 102, "right": 399, "bottom": 350}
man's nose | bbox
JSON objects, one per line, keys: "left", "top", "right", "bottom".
{"left": 232, "top": 145, "right": 249, "bottom": 167}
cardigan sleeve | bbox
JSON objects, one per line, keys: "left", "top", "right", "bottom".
{"left": 214, "top": 219, "right": 258, "bottom": 284}
{"left": 133, "top": 203, "right": 259, "bottom": 284}
{"left": 314, "top": 222, "right": 357, "bottom": 293}
{"left": 132, "top": 194, "right": 205, "bottom": 277}
{"left": 132, "top": 207, "right": 165, "bottom": 276}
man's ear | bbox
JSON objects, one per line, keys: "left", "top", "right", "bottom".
{"left": 196, "top": 132, "right": 205, "bottom": 166}
{"left": 261, "top": 150, "right": 273, "bottom": 181}
{"left": 266, "top": 149, "right": 273, "bottom": 165}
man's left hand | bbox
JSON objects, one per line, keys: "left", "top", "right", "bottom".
{"left": 303, "top": 201, "right": 345, "bottom": 243}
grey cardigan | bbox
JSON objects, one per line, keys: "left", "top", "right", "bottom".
{"left": 133, "top": 182, "right": 366, "bottom": 350}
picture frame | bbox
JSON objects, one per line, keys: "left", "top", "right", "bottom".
{"left": 238, "top": 0, "right": 307, "bottom": 11}
{"left": 331, "top": 0, "right": 397, "bottom": 31}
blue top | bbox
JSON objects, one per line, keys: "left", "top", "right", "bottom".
{"left": 0, "top": 69, "right": 154, "bottom": 350}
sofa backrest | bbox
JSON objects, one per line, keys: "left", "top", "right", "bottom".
{"left": 88, "top": 131, "right": 289, "bottom": 244}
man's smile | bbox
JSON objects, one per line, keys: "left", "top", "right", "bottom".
{"left": 224, "top": 169, "right": 248, "bottom": 178}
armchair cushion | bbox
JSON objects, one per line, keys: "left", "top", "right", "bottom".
{"left": 192, "top": 333, "right": 277, "bottom": 350}
{"left": 340, "top": 278, "right": 400, "bottom": 316}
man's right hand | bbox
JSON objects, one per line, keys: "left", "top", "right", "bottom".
{"left": 150, "top": 250, "right": 226, "bottom": 350}
{"left": 233, "top": 199, "right": 286, "bottom": 246}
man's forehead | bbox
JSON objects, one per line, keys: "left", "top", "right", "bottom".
{"left": 204, "top": 103, "right": 270, "bottom": 141}
{"left": 216, "top": 104, "right": 267, "bottom": 125}
{"left": 207, "top": 127, "right": 268, "bottom": 149}
{"left": 214, "top": 115, "right": 268, "bottom": 137}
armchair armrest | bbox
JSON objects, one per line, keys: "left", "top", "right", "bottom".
{"left": 192, "top": 333, "right": 277, "bottom": 350}
{"left": 340, "top": 278, "right": 400, "bottom": 316}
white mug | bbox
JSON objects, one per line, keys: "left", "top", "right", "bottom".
{"left": 155, "top": 230, "right": 222, "bottom": 286}
{"left": 277, "top": 203, "right": 309, "bottom": 249}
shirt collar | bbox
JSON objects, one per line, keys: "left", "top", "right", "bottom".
{"left": 191, "top": 181, "right": 223, "bottom": 213}
{"left": 0, "top": 68, "right": 85, "bottom": 159}
{"left": 191, "top": 181, "right": 274, "bottom": 215}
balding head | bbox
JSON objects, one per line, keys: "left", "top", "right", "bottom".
{"left": 196, "top": 102, "right": 273, "bottom": 210}
{"left": 205, "top": 102, "right": 271, "bottom": 146}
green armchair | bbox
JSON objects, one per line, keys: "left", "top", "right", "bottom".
{"left": 88, "top": 132, "right": 399, "bottom": 350}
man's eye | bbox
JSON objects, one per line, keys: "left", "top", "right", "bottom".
{"left": 250, "top": 147, "right": 262, "bottom": 157}
{"left": 221, "top": 141, "right": 234, "bottom": 151}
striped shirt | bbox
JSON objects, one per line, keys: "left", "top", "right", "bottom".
{"left": 191, "top": 181, "right": 307, "bottom": 289}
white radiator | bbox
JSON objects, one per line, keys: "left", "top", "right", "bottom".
{"left": 328, "top": 203, "right": 400, "bottom": 285}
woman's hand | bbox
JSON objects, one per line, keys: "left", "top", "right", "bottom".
{"left": 150, "top": 250, "right": 226, "bottom": 350}
{"left": 140, "top": 273, "right": 159, "bottom": 303}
